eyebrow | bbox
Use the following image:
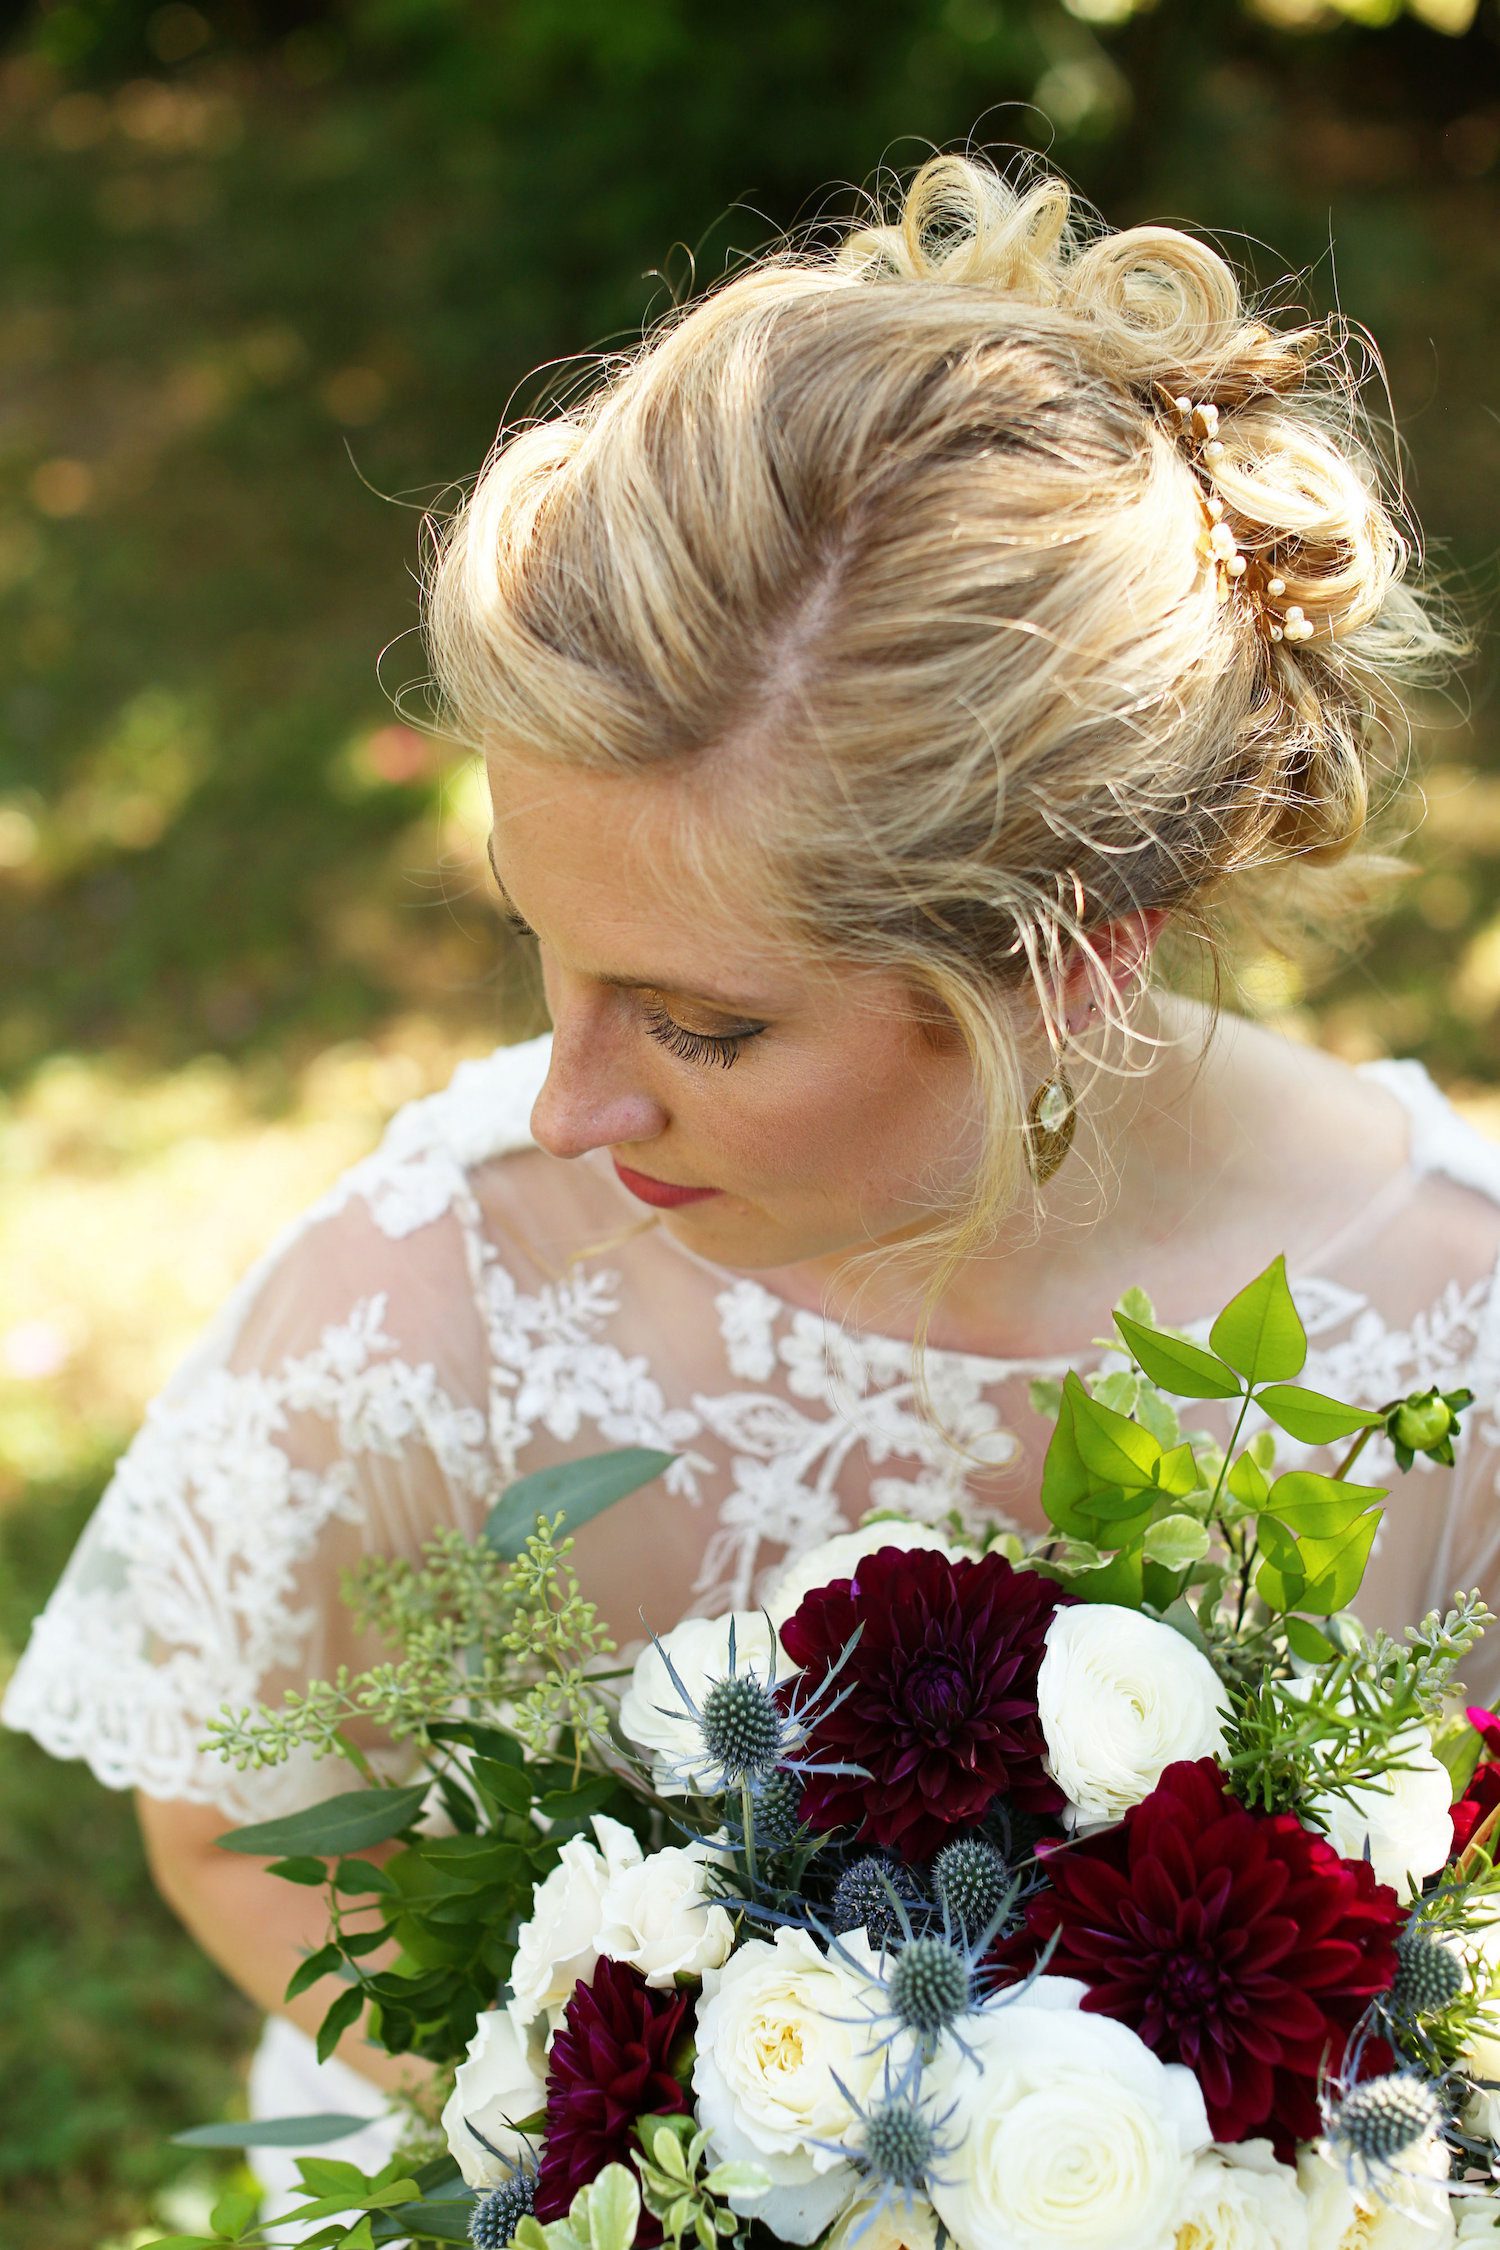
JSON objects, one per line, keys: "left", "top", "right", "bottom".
{"left": 485, "top": 832, "right": 778, "bottom": 1017}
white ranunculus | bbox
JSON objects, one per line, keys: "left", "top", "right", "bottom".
{"left": 596, "top": 1840, "right": 735, "bottom": 1986}
{"left": 1298, "top": 2136, "right": 1456, "bottom": 2248}
{"left": 765, "top": 1522, "right": 967, "bottom": 1632}
{"left": 508, "top": 1812, "right": 643, "bottom": 2028}
{"left": 1173, "top": 2141, "right": 1310, "bottom": 2250}
{"left": 925, "top": 1984, "right": 1211, "bottom": 2250}
{"left": 1304, "top": 1725, "right": 1455, "bottom": 1898}
{"left": 692, "top": 1925, "right": 889, "bottom": 2245}
{"left": 618, "top": 1611, "right": 784, "bottom": 1794}
{"left": 1037, "top": 1604, "right": 1230, "bottom": 1831}
{"left": 1453, "top": 2201, "right": 1500, "bottom": 2242}
{"left": 440, "top": 2002, "right": 547, "bottom": 2188}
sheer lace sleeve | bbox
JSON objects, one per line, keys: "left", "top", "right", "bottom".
{"left": 0, "top": 1057, "right": 540, "bottom": 1823}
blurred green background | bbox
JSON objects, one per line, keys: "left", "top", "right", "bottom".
{"left": 0, "top": 0, "right": 1496, "bottom": 2240}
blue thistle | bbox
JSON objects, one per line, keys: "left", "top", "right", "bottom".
{"left": 469, "top": 2165, "right": 536, "bottom": 2247}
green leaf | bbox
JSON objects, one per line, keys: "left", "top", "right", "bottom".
{"left": 139, "top": 2237, "right": 219, "bottom": 2248}
{"left": 1070, "top": 1389, "right": 1161, "bottom": 1490}
{"left": 1295, "top": 1511, "right": 1383, "bottom": 1615}
{"left": 1226, "top": 1450, "right": 1270, "bottom": 1509}
{"left": 1114, "top": 1314, "right": 1243, "bottom": 1401}
{"left": 210, "top": 2189, "right": 260, "bottom": 2239}
{"left": 315, "top": 1981, "right": 365, "bottom": 2065}
{"left": 285, "top": 1942, "right": 347, "bottom": 2001}
{"left": 1209, "top": 1256, "right": 1307, "bottom": 1386}
{"left": 702, "top": 2164, "right": 772, "bottom": 2199}
{"left": 585, "top": 2164, "right": 642, "bottom": 2250}
{"left": 268, "top": 1855, "right": 336, "bottom": 1886}
{"left": 484, "top": 1447, "right": 676, "bottom": 1560}
{"left": 1256, "top": 1386, "right": 1383, "bottom": 1446}
{"left": 217, "top": 1784, "right": 431, "bottom": 1859}
{"left": 1141, "top": 1514, "right": 1211, "bottom": 1569}
{"left": 1283, "top": 1616, "right": 1337, "bottom": 1664}
{"left": 171, "top": 2113, "right": 376, "bottom": 2149}
{"left": 1266, "top": 1472, "right": 1385, "bottom": 1538}
{"left": 1067, "top": 1539, "right": 1146, "bottom": 1607}
{"left": 1153, "top": 1442, "right": 1201, "bottom": 1498}
{"left": 649, "top": 2125, "right": 689, "bottom": 2181}
{"left": 371, "top": 2200, "right": 478, "bottom": 2244}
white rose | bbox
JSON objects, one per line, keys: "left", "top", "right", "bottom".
{"left": 826, "top": 2196, "right": 940, "bottom": 2250}
{"left": 1453, "top": 2202, "right": 1500, "bottom": 2243}
{"left": 1451, "top": 1915, "right": 1500, "bottom": 2142}
{"left": 925, "top": 1985, "right": 1211, "bottom": 2250}
{"left": 766, "top": 1522, "right": 967, "bottom": 1632}
{"left": 1305, "top": 1725, "right": 1454, "bottom": 1898}
{"left": 692, "top": 1925, "right": 890, "bottom": 2245}
{"left": 508, "top": 1812, "right": 643, "bottom": 2028}
{"left": 596, "top": 1841, "right": 735, "bottom": 1986}
{"left": 1298, "top": 2136, "right": 1455, "bottom": 2249}
{"left": 618, "top": 1611, "right": 784, "bottom": 1794}
{"left": 1174, "top": 2141, "right": 1310, "bottom": 2250}
{"left": 440, "top": 2002, "right": 547, "bottom": 2188}
{"left": 1037, "top": 1605, "right": 1230, "bottom": 1830}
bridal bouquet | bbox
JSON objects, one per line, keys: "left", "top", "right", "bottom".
{"left": 153, "top": 1258, "right": 1500, "bottom": 2250}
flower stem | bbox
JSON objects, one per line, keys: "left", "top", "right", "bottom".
{"left": 740, "top": 1779, "right": 759, "bottom": 1896}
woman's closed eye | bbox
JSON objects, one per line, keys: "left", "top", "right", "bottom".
{"left": 640, "top": 997, "right": 765, "bottom": 1070}
{"left": 502, "top": 906, "right": 765, "bottom": 1069}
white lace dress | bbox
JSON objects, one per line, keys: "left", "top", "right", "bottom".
{"left": 7, "top": 1032, "right": 1500, "bottom": 2223}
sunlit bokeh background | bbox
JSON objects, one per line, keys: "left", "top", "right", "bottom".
{"left": 1, "top": 0, "right": 1497, "bottom": 2239}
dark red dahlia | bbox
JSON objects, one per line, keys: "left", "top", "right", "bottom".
{"left": 1450, "top": 1707, "right": 1500, "bottom": 1856}
{"left": 1008, "top": 1758, "right": 1401, "bottom": 2152}
{"left": 534, "top": 1956, "right": 692, "bottom": 2240}
{"left": 778, "top": 1544, "right": 1072, "bottom": 1859}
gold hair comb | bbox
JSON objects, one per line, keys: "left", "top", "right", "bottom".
{"left": 1157, "top": 390, "right": 1314, "bottom": 646}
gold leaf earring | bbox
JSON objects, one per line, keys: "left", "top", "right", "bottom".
{"left": 1025, "top": 1064, "right": 1077, "bottom": 1185}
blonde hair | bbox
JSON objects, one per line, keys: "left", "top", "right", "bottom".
{"left": 421, "top": 148, "right": 1469, "bottom": 1375}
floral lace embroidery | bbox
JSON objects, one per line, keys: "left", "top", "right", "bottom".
{"left": 6, "top": 1032, "right": 1500, "bottom": 1821}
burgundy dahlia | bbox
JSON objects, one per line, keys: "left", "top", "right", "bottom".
{"left": 1009, "top": 1757, "right": 1402, "bottom": 2152}
{"left": 778, "top": 1543, "right": 1072, "bottom": 1859}
{"left": 533, "top": 1956, "right": 692, "bottom": 2239}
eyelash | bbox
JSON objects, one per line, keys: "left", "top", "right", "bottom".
{"left": 640, "top": 997, "right": 762, "bottom": 1071}
{"left": 503, "top": 910, "right": 764, "bottom": 1070}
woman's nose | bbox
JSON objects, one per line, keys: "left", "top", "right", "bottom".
{"left": 529, "top": 997, "right": 668, "bottom": 1161}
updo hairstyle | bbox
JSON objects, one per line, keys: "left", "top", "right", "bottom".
{"left": 422, "top": 149, "right": 1467, "bottom": 1352}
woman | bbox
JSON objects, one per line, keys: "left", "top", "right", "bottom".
{"left": 5, "top": 151, "right": 1497, "bottom": 2222}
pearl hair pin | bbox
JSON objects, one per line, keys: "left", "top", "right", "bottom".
{"left": 1158, "top": 390, "right": 1315, "bottom": 645}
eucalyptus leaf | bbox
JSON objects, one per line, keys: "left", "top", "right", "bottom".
{"left": 217, "top": 1784, "right": 430, "bottom": 1859}
{"left": 484, "top": 1447, "right": 676, "bottom": 1560}
{"left": 1209, "top": 1256, "right": 1307, "bottom": 1386}
{"left": 171, "top": 2113, "right": 377, "bottom": 2150}
{"left": 315, "top": 1982, "right": 365, "bottom": 2065}
{"left": 1114, "top": 1314, "right": 1242, "bottom": 1401}
{"left": 1256, "top": 1386, "right": 1383, "bottom": 1446}
{"left": 370, "top": 2200, "right": 478, "bottom": 2244}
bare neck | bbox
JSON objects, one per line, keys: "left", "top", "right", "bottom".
{"left": 759, "top": 997, "right": 1412, "bottom": 1360}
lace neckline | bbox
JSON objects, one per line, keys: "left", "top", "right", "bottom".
{"left": 596, "top": 1056, "right": 1428, "bottom": 1380}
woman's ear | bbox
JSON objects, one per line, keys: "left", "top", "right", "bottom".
{"left": 1060, "top": 910, "right": 1168, "bottom": 1034}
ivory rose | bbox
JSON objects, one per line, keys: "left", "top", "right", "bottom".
{"left": 440, "top": 2002, "right": 547, "bottom": 2188}
{"left": 595, "top": 1839, "right": 735, "bottom": 1986}
{"left": 508, "top": 1812, "right": 642, "bottom": 2029}
{"left": 692, "top": 1925, "right": 890, "bottom": 2245}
